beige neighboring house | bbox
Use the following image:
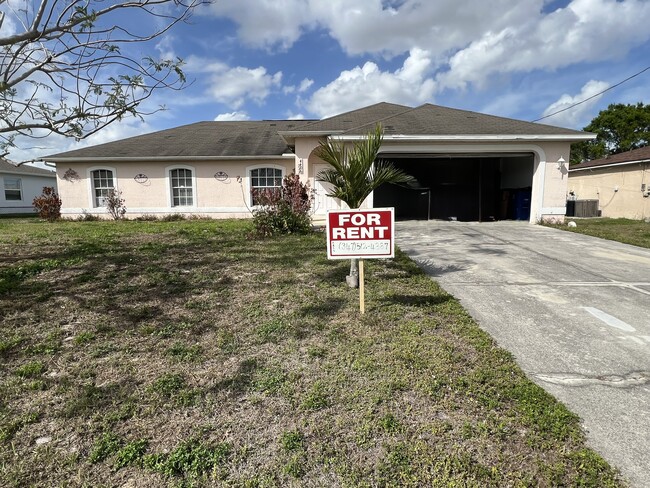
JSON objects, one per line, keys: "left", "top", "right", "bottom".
{"left": 569, "top": 146, "right": 650, "bottom": 220}
{"left": 0, "top": 159, "right": 57, "bottom": 214}
{"left": 42, "top": 102, "right": 593, "bottom": 223}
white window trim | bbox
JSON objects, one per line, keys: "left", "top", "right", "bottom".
{"left": 3, "top": 176, "right": 23, "bottom": 202}
{"left": 165, "top": 164, "right": 197, "bottom": 208}
{"left": 87, "top": 166, "right": 117, "bottom": 208}
{"left": 246, "top": 163, "right": 285, "bottom": 207}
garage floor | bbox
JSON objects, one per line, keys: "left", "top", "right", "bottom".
{"left": 396, "top": 220, "right": 650, "bottom": 488}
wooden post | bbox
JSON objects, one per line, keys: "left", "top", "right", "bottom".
{"left": 359, "top": 259, "right": 365, "bottom": 314}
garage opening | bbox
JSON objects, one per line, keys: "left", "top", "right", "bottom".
{"left": 374, "top": 153, "right": 535, "bottom": 221}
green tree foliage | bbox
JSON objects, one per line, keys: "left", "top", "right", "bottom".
{"left": 571, "top": 103, "right": 650, "bottom": 164}
{"left": 316, "top": 124, "right": 414, "bottom": 287}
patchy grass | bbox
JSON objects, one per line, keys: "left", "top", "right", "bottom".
{"left": 0, "top": 218, "right": 625, "bottom": 487}
{"left": 546, "top": 217, "right": 650, "bottom": 249}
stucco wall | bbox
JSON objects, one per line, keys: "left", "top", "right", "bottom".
{"left": 569, "top": 163, "right": 650, "bottom": 220}
{"left": 0, "top": 172, "right": 57, "bottom": 214}
{"left": 55, "top": 159, "right": 295, "bottom": 219}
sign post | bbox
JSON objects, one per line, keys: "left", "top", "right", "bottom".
{"left": 326, "top": 208, "right": 395, "bottom": 314}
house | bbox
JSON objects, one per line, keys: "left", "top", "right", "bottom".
{"left": 569, "top": 146, "right": 650, "bottom": 220}
{"left": 42, "top": 102, "right": 593, "bottom": 223}
{"left": 0, "top": 158, "right": 57, "bottom": 215}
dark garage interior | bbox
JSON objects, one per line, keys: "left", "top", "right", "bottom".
{"left": 374, "top": 154, "right": 535, "bottom": 222}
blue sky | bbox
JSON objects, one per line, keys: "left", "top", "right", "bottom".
{"left": 5, "top": 0, "right": 650, "bottom": 163}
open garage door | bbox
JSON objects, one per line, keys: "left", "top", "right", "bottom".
{"left": 374, "top": 153, "right": 535, "bottom": 222}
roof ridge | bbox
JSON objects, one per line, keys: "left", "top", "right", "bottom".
{"left": 340, "top": 104, "right": 423, "bottom": 135}
{"left": 294, "top": 102, "right": 412, "bottom": 131}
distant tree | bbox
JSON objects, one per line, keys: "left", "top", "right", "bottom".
{"left": 316, "top": 124, "right": 414, "bottom": 288}
{"left": 0, "top": 0, "right": 202, "bottom": 158}
{"left": 571, "top": 103, "right": 650, "bottom": 164}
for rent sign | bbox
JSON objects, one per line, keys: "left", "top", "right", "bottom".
{"left": 326, "top": 208, "right": 395, "bottom": 259}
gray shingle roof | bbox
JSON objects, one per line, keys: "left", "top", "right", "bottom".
{"left": 43, "top": 120, "right": 314, "bottom": 160}
{"left": 43, "top": 102, "right": 592, "bottom": 162}
{"left": 290, "top": 102, "right": 412, "bottom": 132}
{"left": 340, "top": 104, "right": 590, "bottom": 136}
{"left": 0, "top": 158, "right": 56, "bottom": 176}
{"left": 570, "top": 146, "right": 650, "bottom": 170}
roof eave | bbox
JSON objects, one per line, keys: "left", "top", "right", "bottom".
{"left": 332, "top": 134, "right": 596, "bottom": 142}
{"left": 44, "top": 154, "right": 295, "bottom": 163}
{"left": 569, "top": 158, "right": 650, "bottom": 172}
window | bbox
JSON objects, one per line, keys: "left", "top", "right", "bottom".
{"left": 91, "top": 169, "right": 114, "bottom": 207}
{"left": 250, "top": 167, "right": 282, "bottom": 205}
{"left": 4, "top": 177, "right": 22, "bottom": 201}
{"left": 170, "top": 168, "right": 194, "bottom": 206}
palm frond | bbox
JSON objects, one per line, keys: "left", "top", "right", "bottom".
{"left": 315, "top": 124, "right": 415, "bottom": 209}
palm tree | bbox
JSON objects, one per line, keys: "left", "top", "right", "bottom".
{"left": 316, "top": 124, "right": 414, "bottom": 288}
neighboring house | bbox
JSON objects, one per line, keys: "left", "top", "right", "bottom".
{"left": 0, "top": 159, "right": 57, "bottom": 214}
{"left": 569, "top": 146, "right": 650, "bottom": 220}
{"left": 42, "top": 102, "right": 593, "bottom": 223}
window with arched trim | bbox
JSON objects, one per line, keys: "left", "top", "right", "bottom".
{"left": 250, "top": 167, "right": 282, "bottom": 205}
{"left": 170, "top": 168, "right": 194, "bottom": 206}
{"left": 91, "top": 169, "right": 114, "bottom": 207}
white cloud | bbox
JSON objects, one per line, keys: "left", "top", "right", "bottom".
{"left": 214, "top": 111, "right": 251, "bottom": 121}
{"left": 298, "top": 78, "right": 314, "bottom": 92}
{"left": 438, "top": 0, "right": 650, "bottom": 90}
{"left": 209, "top": 0, "right": 650, "bottom": 93}
{"left": 540, "top": 80, "right": 610, "bottom": 129}
{"left": 285, "top": 111, "right": 306, "bottom": 120}
{"left": 185, "top": 56, "right": 283, "bottom": 108}
{"left": 208, "top": 0, "right": 314, "bottom": 50}
{"left": 306, "top": 48, "right": 435, "bottom": 118}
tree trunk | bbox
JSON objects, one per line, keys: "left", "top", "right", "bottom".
{"left": 346, "top": 258, "right": 359, "bottom": 288}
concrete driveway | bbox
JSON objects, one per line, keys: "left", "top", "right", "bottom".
{"left": 396, "top": 220, "right": 650, "bottom": 488}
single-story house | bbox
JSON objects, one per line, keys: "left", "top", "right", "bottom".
{"left": 569, "top": 146, "right": 650, "bottom": 220}
{"left": 43, "top": 102, "right": 593, "bottom": 223}
{"left": 0, "top": 158, "right": 57, "bottom": 214}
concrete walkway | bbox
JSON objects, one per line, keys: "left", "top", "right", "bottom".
{"left": 396, "top": 220, "right": 650, "bottom": 487}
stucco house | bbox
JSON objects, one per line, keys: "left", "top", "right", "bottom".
{"left": 0, "top": 158, "right": 57, "bottom": 215}
{"left": 569, "top": 146, "right": 650, "bottom": 220}
{"left": 43, "top": 102, "right": 593, "bottom": 223}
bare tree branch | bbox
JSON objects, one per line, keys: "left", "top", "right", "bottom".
{"left": 0, "top": 0, "right": 206, "bottom": 155}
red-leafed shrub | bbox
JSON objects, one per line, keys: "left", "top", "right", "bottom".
{"left": 32, "top": 187, "right": 62, "bottom": 221}
{"left": 252, "top": 172, "right": 313, "bottom": 237}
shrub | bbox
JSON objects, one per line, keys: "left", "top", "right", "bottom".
{"left": 32, "top": 186, "right": 61, "bottom": 221}
{"left": 105, "top": 189, "right": 127, "bottom": 220}
{"left": 252, "top": 172, "right": 313, "bottom": 237}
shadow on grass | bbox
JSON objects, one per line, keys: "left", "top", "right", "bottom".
{"left": 298, "top": 298, "right": 346, "bottom": 317}
{"left": 210, "top": 358, "right": 258, "bottom": 396}
{"left": 378, "top": 293, "right": 453, "bottom": 308}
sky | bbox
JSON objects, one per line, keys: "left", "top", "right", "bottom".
{"left": 4, "top": 0, "right": 650, "bottom": 164}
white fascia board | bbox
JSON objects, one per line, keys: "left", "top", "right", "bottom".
{"left": 332, "top": 134, "right": 596, "bottom": 142}
{"left": 44, "top": 155, "right": 295, "bottom": 163}
{"left": 569, "top": 159, "right": 650, "bottom": 172}
{"left": 0, "top": 169, "right": 56, "bottom": 177}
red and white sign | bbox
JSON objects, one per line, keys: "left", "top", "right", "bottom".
{"left": 326, "top": 208, "right": 395, "bottom": 259}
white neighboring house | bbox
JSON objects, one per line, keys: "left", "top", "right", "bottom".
{"left": 0, "top": 159, "right": 57, "bottom": 214}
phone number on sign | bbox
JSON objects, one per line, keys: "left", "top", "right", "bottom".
{"left": 330, "top": 240, "right": 391, "bottom": 255}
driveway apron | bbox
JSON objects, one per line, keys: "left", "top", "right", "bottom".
{"left": 396, "top": 220, "right": 650, "bottom": 488}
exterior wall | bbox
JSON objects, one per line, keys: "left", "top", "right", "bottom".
{"left": 0, "top": 172, "right": 57, "bottom": 214}
{"left": 569, "top": 163, "right": 650, "bottom": 220}
{"left": 537, "top": 141, "right": 572, "bottom": 223}
{"left": 55, "top": 159, "right": 295, "bottom": 219}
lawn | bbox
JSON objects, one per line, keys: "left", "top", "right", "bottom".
{"left": 0, "top": 218, "right": 624, "bottom": 487}
{"left": 547, "top": 217, "right": 650, "bottom": 249}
